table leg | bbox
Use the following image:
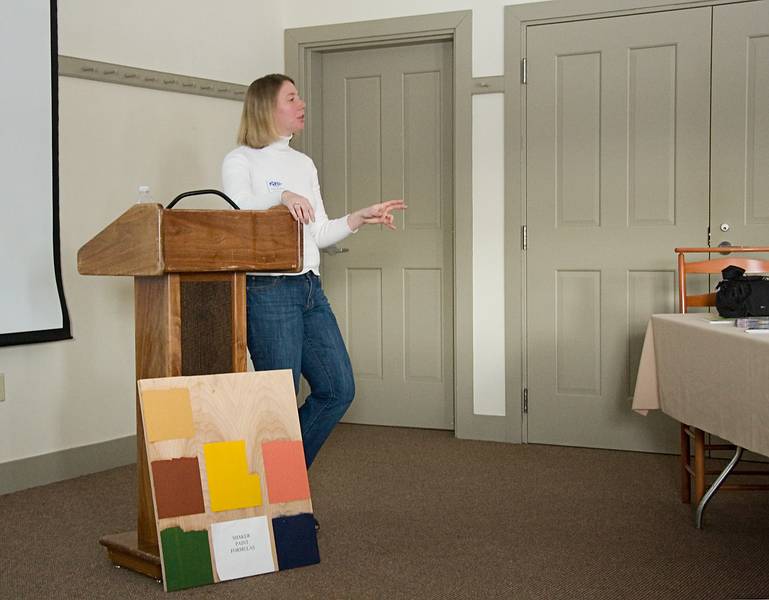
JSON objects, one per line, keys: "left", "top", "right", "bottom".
{"left": 695, "top": 446, "right": 743, "bottom": 529}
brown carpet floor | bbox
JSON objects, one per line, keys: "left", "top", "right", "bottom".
{"left": 2, "top": 424, "right": 769, "bottom": 599}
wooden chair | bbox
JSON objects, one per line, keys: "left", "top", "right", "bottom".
{"left": 676, "top": 246, "right": 769, "bottom": 505}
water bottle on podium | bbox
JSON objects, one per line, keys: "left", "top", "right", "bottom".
{"left": 137, "top": 185, "right": 153, "bottom": 204}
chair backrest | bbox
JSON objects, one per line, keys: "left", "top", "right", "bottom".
{"left": 675, "top": 246, "right": 769, "bottom": 312}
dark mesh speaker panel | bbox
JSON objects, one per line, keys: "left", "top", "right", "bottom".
{"left": 180, "top": 280, "right": 233, "bottom": 376}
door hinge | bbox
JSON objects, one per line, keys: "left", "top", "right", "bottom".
{"left": 522, "top": 388, "right": 529, "bottom": 413}
{"left": 707, "top": 225, "right": 711, "bottom": 246}
{"left": 520, "top": 58, "right": 527, "bottom": 85}
{"left": 522, "top": 225, "right": 528, "bottom": 251}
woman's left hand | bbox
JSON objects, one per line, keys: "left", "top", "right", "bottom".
{"left": 348, "top": 199, "right": 407, "bottom": 231}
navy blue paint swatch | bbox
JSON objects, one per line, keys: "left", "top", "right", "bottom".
{"left": 272, "top": 513, "right": 320, "bottom": 570}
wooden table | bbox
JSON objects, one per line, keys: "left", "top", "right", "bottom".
{"left": 632, "top": 313, "right": 769, "bottom": 527}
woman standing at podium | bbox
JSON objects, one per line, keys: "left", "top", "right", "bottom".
{"left": 222, "top": 74, "right": 405, "bottom": 469}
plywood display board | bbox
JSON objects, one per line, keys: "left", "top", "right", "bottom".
{"left": 138, "top": 370, "right": 318, "bottom": 592}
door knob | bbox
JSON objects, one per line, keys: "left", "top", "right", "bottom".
{"left": 717, "top": 240, "right": 733, "bottom": 255}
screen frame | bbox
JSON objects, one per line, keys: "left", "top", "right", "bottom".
{"left": 0, "top": 0, "right": 71, "bottom": 347}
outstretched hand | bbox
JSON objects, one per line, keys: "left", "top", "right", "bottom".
{"left": 349, "top": 199, "right": 407, "bottom": 231}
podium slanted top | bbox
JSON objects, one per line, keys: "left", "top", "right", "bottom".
{"left": 78, "top": 203, "right": 302, "bottom": 276}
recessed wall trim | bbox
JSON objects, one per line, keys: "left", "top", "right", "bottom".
{"left": 58, "top": 55, "right": 247, "bottom": 101}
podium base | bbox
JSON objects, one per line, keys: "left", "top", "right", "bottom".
{"left": 99, "top": 531, "right": 161, "bottom": 580}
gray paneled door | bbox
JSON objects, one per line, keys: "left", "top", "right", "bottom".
{"left": 525, "top": 8, "right": 712, "bottom": 451}
{"left": 318, "top": 42, "right": 454, "bottom": 429}
{"left": 711, "top": 0, "right": 769, "bottom": 249}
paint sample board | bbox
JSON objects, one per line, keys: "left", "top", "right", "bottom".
{"left": 138, "top": 370, "right": 319, "bottom": 591}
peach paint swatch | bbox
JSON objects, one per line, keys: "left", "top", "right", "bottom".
{"left": 262, "top": 440, "right": 310, "bottom": 504}
{"left": 203, "top": 440, "right": 262, "bottom": 511}
{"left": 142, "top": 387, "right": 195, "bottom": 442}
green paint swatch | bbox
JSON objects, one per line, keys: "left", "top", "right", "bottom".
{"left": 160, "top": 526, "right": 214, "bottom": 591}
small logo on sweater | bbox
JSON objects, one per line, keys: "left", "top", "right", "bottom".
{"left": 266, "top": 179, "right": 285, "bottom": 193}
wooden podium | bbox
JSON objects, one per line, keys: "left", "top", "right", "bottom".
{"left": 77, "top": 203, "right": 302, "bottom": 578}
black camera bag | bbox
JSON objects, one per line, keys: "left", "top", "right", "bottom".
{"left": 715, "top": 265, "right": 769, "bottom": 318}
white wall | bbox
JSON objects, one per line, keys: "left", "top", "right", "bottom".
{"left": 2, "top": 0, "right": 535, "bottom": 469}
{"left": 472, "top": 93, "right": 506, "bottom": 417}
{"left": 0, "top": 0, "right": 284, "bottom": 465}
{"left": 57, "top": 0, "right": 284, "bottom": 83}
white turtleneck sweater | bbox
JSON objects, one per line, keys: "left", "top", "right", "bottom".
{"left": 222, "top": 137, "right": 353, "bottom": 275}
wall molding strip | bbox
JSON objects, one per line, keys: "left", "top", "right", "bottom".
{"left": 0, "top": 435, "right": 136, "bottom": 495}
{"left": 58, "top": 55, "right": 247, "bottom": 101}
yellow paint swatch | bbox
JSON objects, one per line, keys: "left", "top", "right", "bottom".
{"left": 203, "top": 440, "right": 262, "bottom": 512}
{"left": 142, "top": 388, "right": 195, "bottom": 442}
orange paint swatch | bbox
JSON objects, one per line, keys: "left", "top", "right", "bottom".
{"left": 142, "top": 388, "right": 195, "bottom": 442}
{"left": 262, "top": 440, "right": 310, "bottom": 504}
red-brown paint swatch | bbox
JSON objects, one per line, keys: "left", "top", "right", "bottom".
{"left": 152, "top": 457, "right": 206, "bottom": 518}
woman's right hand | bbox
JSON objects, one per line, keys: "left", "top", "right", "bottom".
{"left": 281, "top": 190, "right": 315, "bottom": 224}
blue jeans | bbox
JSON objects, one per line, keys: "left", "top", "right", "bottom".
{"left": 246, "top": 272, "right": 355, "bottom": 468}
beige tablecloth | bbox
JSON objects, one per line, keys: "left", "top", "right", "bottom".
{"left": 632, "top": 313, "right": 769, "bottom": 458}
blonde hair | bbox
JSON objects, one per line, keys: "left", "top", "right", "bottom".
{"left": 237, "top": 74, "right": 295, "bottom": 148}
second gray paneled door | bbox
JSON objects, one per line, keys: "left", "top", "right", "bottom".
{"left": 710, "top": 0, "right": 769, "bottom": 249}
{"left": 525, "top": 8, "right": 712, "bottom": 451}
{"left": 318, "top": 42, "right": 454, "bottom": 429}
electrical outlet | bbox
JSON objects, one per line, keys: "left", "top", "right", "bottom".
{"left": 0, "top": 373, "right": 4, "bottom": 402}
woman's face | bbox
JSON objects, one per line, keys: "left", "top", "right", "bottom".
{"left": 273, "top": 81, "right": 306, "bottom": 136}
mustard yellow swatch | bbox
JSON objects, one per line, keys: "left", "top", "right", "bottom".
{"left": 142, "top": 388, "right": 195, "bottom": 442}
{"left": 203, "top": 441, "right": 262, "bottom": 512}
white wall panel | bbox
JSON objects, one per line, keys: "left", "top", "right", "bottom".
{"left": 472, "top": 93, "right": 505, "bottom": 416}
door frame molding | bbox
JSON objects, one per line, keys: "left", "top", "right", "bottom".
{"left": 285, "top": 11, "right": 504, "bottom": 440}
{"left": 505, "top": 0, "right": 757, "bottom": 442}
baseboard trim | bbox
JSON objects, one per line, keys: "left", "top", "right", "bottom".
{"left": 0, "top": 435, "right": 136, "bottom": 495}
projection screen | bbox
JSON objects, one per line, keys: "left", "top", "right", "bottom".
{"left": 0, "top": 0, "right": 70, "bottom": 346}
